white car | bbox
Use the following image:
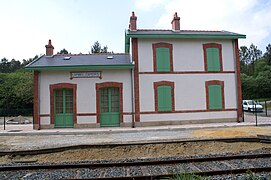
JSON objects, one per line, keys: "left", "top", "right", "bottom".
{"left": 242, "top": 100, "right": 263, "bottom": 112}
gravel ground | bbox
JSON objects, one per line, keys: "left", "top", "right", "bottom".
{"left": 1, "top": 141, "right": 271, "bottom": 164}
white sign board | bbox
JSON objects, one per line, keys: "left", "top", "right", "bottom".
{"left": 70, "top": 71, "right": 101, "bottom": 79}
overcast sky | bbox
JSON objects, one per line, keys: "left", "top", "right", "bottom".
{"left": 0, "top": 0, "right": 270, "bottom": 60}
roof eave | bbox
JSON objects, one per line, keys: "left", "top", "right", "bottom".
{"left": 126, "top": 33, "right": 246, "bottom": 39}
{"left": 25, "top": 64, "right": 135, "bottom": 71}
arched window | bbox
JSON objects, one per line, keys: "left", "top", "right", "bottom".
{"left": 154, "top": 81, "right": 175, "bottom": 112}
{"left": 152, "top": 43, "right": 173, "bottom": 72}
{"left": 205, "top": 80, "right": 225, "bottom": 110}
{"left": 203, "top": 43, "right": 223, "bottom": 72}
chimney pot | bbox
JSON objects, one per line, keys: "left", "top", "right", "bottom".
{"left": 171, "top": 12, "right": 180, "bottom": 31}
{"left": 129, "top": 11, "right": 137, "bottom": 31}
{"left": 45, "top": 39, "right": 54, "bottom": 56}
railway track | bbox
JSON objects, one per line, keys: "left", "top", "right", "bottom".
{"left": 1, "top": 153, "right": 271, "bottom": 179}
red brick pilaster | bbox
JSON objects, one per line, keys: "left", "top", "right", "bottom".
{"left": 234, "top": 39, "right": 243, "bottom": 122}
{"left": 33, "top": 71, "right": 39, "bottom": 126}
{"left": 132, "top": 38, "right": 140, "bottom": 122}
{"left": 96, "top": 82, "right": 123, "bottom": 124}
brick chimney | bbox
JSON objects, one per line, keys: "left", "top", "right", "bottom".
{"left": 129, "top": 11, "right": 137, "bottom": 31}
{"left": 171, "top": 12, "right": 180, "bottom": 31}
{"left": 45, "top": 39, "right": 54, "bottom": 56}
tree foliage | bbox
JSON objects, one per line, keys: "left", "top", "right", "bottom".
{"left": 57, "top": 48, "right": 69, "bottom": 54}
{"left": 91, "top": 41, "right": 108, "bottom": 53}
{"left": 240, "top": 43, "right": 271, "bottom": 99}
{"left": 0, "top": 70, "right": 33, "bottom": 114}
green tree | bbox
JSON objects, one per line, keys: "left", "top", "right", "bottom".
{"left": 0, "top": 58, "right": 22, "bottom": 73}
{"left": 0, "top": 70, "right": 33, "bottom": 115}
{"left": 241, "top": 73, "right": 257, "bottom": 99}
{"left": 263, "top": 44, "right": 271, "bottom": 65}
{"left": 91, "top": 41, "right": 108, "bottom": 53}
{"left": 239, "top": 46, "right": 249, "bottom": 74}
{"left": 248, "top": 44, "right": 262, "bottom": 75}
{"left": 255, "top": 66, "right": 271, "bottom": 98}
{"left": 57, "top": 48, "right": 69, "bottom": 54}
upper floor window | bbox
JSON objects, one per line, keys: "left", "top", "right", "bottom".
{"left": 154, "top": 81, "right": 175, "bottom": 112}
{"left": 152, "top": 43, "right": 173, "bottom": 72}
{"left": 205, "top": 80, "right": 225, "bottom": 110}
{"left": 203, "top": 43, "right": 223, "bottom": 72}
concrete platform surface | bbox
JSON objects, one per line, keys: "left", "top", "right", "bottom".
{"left": 0, "top": 113, "right": 270, "bottom": 151}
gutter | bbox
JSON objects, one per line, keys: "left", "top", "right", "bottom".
{"left": 130, "top": 61, "right": 135, "bottom": 128}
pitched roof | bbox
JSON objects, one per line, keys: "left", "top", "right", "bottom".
{"left": 25, "top": 53, "right": 134, "bottom": 70}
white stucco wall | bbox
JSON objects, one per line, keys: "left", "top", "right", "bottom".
{"left": 137, "top": 39, "right": 236, "bottom": 72}
{"left": 136, "top": 38, "right": 238, "bottom": 122}
{"left": 140, "top": 111, "right": 237, "bottom": 122}
{"left": 39, "top": 69, "right": 133, "bottom": 125}
{"left": 139, "top": 74, "right": 237, "bottom": 112}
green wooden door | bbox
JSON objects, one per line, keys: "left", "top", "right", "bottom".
{"left": 54, "top": 89, "right": 74, "bottom": 128}
{"left": 100, "top": 87, "right": 120, "bottom": 127}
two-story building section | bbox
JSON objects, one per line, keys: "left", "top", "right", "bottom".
{"left": 26, "top": 12, "right": 246, "bottom": 129}
{"left": 125, "top": 12, "right": 246, "bottom": 126}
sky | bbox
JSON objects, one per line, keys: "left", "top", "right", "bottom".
{"left": 0, "top": 0, "right": 271, "bottom": 60}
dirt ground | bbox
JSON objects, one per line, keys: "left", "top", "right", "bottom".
{"left": 1, "top": 141, "right": 271, "bottom": 164}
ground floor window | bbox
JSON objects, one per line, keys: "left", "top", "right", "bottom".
{"left": 205, "top": 80, "right": 225, "bottom": 110}
{"left": 154, "top": 81, "right": 175, "bottom": 112}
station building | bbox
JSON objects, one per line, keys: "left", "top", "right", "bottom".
{"left": 26, "top": 12, "right": 246, "bottom": 129}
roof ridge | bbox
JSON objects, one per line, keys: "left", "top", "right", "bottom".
{"left": 54, "top": 53, "right": 129, "bottom": 56}
{"left": 136, "top": 29, "right": 222, "bottom": 32}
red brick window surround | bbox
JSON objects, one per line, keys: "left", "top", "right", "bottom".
{"left": 152, "top": 42, "right": 173, "bottom": 72}
{"left": 96, "top": 82, "right": 123, "bottom": 123}
{"left": 50, "top": 83, "right": 77, "bottom": 125}
{"left": 203, "top": 43, "right": 223, "bottom": 72}
{"left": 205, "top": 80, "right": 225, "bottom": 111}
{"left": 154, "top": 81, "right": 175, "bottom": 112}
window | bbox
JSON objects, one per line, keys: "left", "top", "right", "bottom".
{"left": 154, "top": 81, "right": 175, "bottom": 112}
{"left": 152, "top": 43, "right": 173, "bottom": 72}
{"left": 203, "top": 43, "right": 223, "bottom": 72}
{"left": 205, "top": 80, "right": 225, "bottom": 110}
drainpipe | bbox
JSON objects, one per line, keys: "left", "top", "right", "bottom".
{"left": 131, "top": 62, "right": 135, "bottom": 128}
{"left": 38, "top": 72, "right": 41, "bottom": 130}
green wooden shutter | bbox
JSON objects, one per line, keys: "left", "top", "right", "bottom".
{"left": 206, "top": 48, "right": 220, "bottom": 71}
{"left": 208, "top": 84, "right": 222, "bottom": 110}
{"left": 156, "top": 47, "right": 170, "bottom": 72}
{"left": 157, "top": 86, "right": 172, "bottom": 111}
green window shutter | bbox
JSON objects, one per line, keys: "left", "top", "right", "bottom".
{"left": 206, "top": 48, "right": 220, "bottom": 71}
{"left": 156, "top": 47, "right": 170, "bottom": 72}
{"left": 157, "top": 86, "right": 172, "bottom": 111}
{"left": 208, "top": 84, "right": 222, "bottom": 110}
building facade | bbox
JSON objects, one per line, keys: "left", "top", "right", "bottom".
{"left": 26, "top": 12, "right": 246, "bottom": 129}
